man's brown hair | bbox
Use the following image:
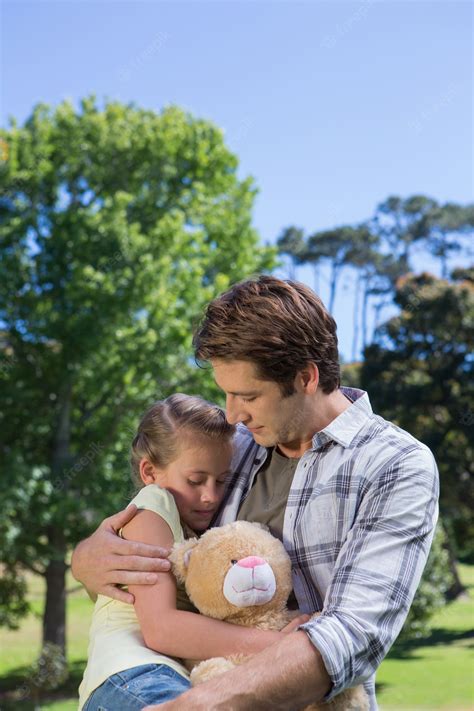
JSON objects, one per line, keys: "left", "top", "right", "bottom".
{"left": 193, "top": 275, "right": 340, "bottom": 396}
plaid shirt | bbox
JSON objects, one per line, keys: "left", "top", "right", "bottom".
{"left": 214, "top": 387, "right": 439, "bottom": 710}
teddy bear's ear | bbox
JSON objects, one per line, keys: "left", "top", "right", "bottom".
{"left": 169, "top": 537, "right": 199, "bottom": 582}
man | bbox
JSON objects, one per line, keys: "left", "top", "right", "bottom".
{"left": 72, "top": 276, "right": 439, "bottom": 710}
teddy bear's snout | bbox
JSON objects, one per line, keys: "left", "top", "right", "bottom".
{"left": 223, "top": 555, "right": 277, "bottom": 608}
{"left": 236, "top": 556, "right": 266, "bottom": 569}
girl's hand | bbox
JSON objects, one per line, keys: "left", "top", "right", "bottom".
{"left": 281, "top": 613, "right": 311, "bottom": 633}
{"left": 71, "top": 504, "right": 172, "bottom": 604}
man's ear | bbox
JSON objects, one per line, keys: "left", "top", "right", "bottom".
{"left": 169, "top": 537, "right": 199, "bottom": 582}
{"left": 298, "top": 362, "right": 319, "bottom": 394}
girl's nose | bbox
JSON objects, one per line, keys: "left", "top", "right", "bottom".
{"left": 202, "top": 486, "right": 218, "bottom": 504}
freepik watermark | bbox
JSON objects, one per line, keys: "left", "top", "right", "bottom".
{"left": 0, "top": 354, "right": 17, "bottom": 377}
{"left": 409, "top": 82, "right": 462, "bottom": 135}
{"left": 320, "top": 0, "right": 375, "bottom": 50}
{"left": 118, "top": 31, "right": 168, "bottom": 83}
{"left": 459, "top": 408, "right": 474, "bottom": 427}
{"left": 83, "top": 250, "right": 127, "bottom": 286}
{"left": 52, "top": 441, "right": 104, "bottom": 492}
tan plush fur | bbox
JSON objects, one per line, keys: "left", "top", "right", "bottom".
{"left": 170, "top": 521, "right": 369, "bottom": 711}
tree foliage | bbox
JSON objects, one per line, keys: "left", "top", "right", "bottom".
{"left": 373, "top": 194, "right": 438, "bottom": 264}
{"left": 276, "top": 226, "right": 305, "bottom": 280}
{"left": 361, "top": 270, "right": 474, "bottom": 564}
{"left": 276, "top": 196, "right": 473, "bottom": 351}
{"left": 305, "top": 226, "right": 363, "bottom": 314}
{"left": 0, "top": 97, "right": 275, "bottom": 652}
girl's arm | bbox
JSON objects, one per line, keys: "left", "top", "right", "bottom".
{"left": 122, "top": 510, "right": 284, "bottom": 659}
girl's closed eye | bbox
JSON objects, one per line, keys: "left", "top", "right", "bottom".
{"left": 242, "top": 396, "right": 256, "bottom": 403}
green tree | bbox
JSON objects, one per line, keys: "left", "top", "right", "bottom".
{"left": 451, "top": 265, "right": 474, "bottom": 283}
{"left": 361, "top": 270, "right": 474, "bottom": 590}
{"left": 305, "top": 226, "right": 360, "bottom": 314}
{"left": 343, "top": 226, "right": 389, "bottom": 356}
{"left": 276, "top": 226, "right": 305, "bottom": 280}
{"left": 416, "top": 202, "right": 474, "bottom": 278}
{"left": 373, "top": 195, "right": 473, "bottom": 277}
{"left": 362, "top": 252, "right": 407, "bottom": 347}
{"left": 0, "top": 97, "right": 275, "bottom": 657}
{"left": 373, "top": 195, "right": 438, "bottom": 266}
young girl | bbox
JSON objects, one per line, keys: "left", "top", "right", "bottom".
{"left": 79, "top": 394, "right": 296, "bottom": 710}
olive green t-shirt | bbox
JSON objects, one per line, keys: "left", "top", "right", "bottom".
{"left": 236, "top": 446, "right": 300, "bottom": 608}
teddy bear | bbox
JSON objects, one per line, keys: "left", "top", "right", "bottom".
{"left": 170, "top": 520, "right": 369, "bottom": 711}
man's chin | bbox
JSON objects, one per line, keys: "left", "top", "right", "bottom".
{"left": 248, "top": 427, "right": 275, "bottom": 446}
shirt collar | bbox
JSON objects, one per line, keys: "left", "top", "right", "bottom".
{"left": 311, "top": 387, "right": 373, "bottom": 450}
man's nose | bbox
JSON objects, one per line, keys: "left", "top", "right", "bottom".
{"left": 226, "top": 394, "right": 247, "bottom": 425}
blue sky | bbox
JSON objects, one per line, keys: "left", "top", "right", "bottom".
{"left": 2, "top": 0, "right": 472, "bottom": 358}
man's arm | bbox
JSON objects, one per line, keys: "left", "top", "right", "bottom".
{"left": 71, "top": 504, "right": 172, "bottom": 603}
{"left": 147, "top": 446, "right": 439, "bottom": 711}
{"left": 145, "top": 630, "right": 331, "bottom": 711}
{"left": 299, "top": 446, "right": 439, "bottom": 700}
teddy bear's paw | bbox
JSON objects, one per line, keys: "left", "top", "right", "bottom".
{"left": 340, "top": 686, "right": 370, "bottom": 711}
{"left": 316, "top": 686, "right": 369, "bottom": 711}
{"left": 190, "top": 657, "right": 238, "bottom": 685}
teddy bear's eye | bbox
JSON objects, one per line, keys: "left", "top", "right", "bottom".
{"left": 231, "top": 559, "right": 238, "bottom": 565}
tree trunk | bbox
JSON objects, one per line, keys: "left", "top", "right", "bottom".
{"left": 372, "top": 300, "right": 385, "bottom": 341}
{"left": 328, "top": 264, "right": 338, "bottom": 314}
{"left": 403, "top": 242, "right": 411, "bottom": 269}
{"left": 361, "top": 282, "right": 369, "bottom": 349}
{"left": 43, "top": 545, "right": 67, "bottom": 652}
{"left": 440, "top": 251, "right": 448, "bottom": 280}
{"left": 312, "top": 263, "right": 320, "bottom": 295}
{"left": 351, "top": 274, "right": 361, "bottom": 361}
{"left": 43, "top": 381, "right": 72, "bottom": 657}
{"left": 442, "top": 521, "right": 467, "bottom": 600}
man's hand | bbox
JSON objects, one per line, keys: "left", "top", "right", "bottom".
{"left": 143, "top": 630, "right": 331, "bottom": 711}
{"left": 71, "top": 504, "right": 172, "bottom": 604}
{"left": 281, "top": 613, "right": 310, "bottom": 633}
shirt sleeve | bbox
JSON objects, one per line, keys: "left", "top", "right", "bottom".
{"left": 299, "top": 445, "right": 439, "bottom": 699}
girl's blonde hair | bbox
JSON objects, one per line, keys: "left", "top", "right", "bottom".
{"left": 130, "top": 393, "right": 235, "bottom": 487}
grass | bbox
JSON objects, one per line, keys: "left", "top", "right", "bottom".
{"left": 0, "top": 572, "right": 91, "bottom": 710}
{"left": 0, "top": 567, "right": 473, "bottom": 710}
{"left": 377, "top": 563, "right": 474, "bottom": 711}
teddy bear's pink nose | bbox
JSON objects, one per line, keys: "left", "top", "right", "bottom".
{"left": 237, "top": 556, "right": 266, "bottom": 569}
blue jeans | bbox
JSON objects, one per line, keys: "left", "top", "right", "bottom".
{"left": 83, "top": 663, "right": 191, "bottom": 710}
